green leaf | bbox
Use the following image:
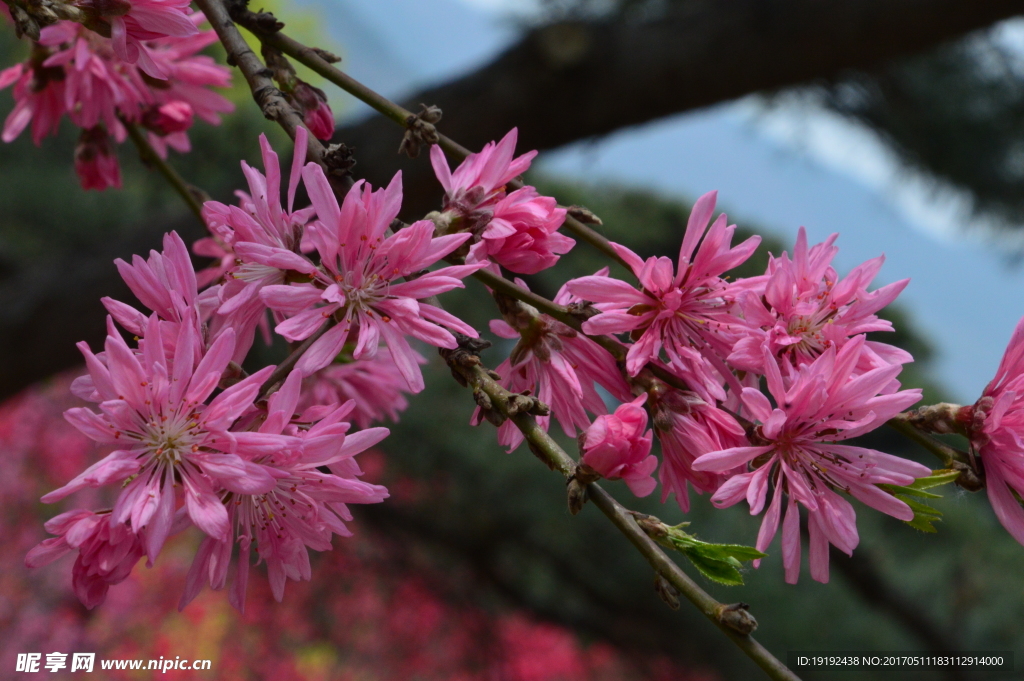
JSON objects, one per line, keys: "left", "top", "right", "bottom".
{"left": 881, "top": 469, "right": 961, "bottom": 499}
{"left": 907, "top": 469, "right": 961, "bottom": 490}
{"left": 897, "top": 495, "right": 944, "bottom": 533}
{"left": 877, "top": 469, "right": 958, "bottom": 533}
{"left": 660, "top": 531, "right": 766, "bottom": 586}
{"left": 678, "top": 548, "right": 746, "bottom": 586}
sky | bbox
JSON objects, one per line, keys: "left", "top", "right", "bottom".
{"left": 293, "top": 0, "right": 1024, "bottom": 403}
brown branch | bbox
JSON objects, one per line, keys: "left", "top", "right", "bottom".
{"left": 441, "top": 342, "right": 800, "bottom": 681}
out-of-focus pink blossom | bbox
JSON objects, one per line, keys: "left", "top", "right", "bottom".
{"left": 300, "top": 345, "right": 425, "bottom": 428}
{"left": 0, "top": 58, "right": 65, "bottom": 144}
{"left": 567, "top": 191, "right": 761, "bottom": 385}
{"left": 467, "top": 186, "right": 574, "bottom": 274}
{"left": 26, "top": 510, "right": 147, "bottom": 609}
{"left": 729, "top": 227, "right": 910, "bottom": 382}
{"left": 74, "top": 126, "right": 121, "bottom": 191}
{"left": 144, "top": 19, "right": 234, "bottom": 123}
{"left": 179, "top": 372, "right": 389, "bottom": 611}
{"left": 692, "top": 337, "right": 926, "bottom": 583}
{"left": 969, "top": 314, "right": 1024, "bottom": 546}
{"left": 581, "top": 395, "right": 657, "bottom": 497}
{"left": 262, "top": 168, "right": 484, "bottom": 389}
{"left": 143, "top": 100, "right": 193, "bottom": 133}
{"left": 80, "top": 0, "right": 200, "bottom": 79}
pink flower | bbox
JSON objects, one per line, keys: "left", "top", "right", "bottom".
{"left": 37, "top": 22, "right": 146, "bottom": 137}
{"left": 969, "top": 315, "right": 1024, "bottom": 546}
{"left": 567, "top": 191, "right": 761, "bottom": 384}
{"left": 81, "top": 0, "right": 200, "bottom": 79}
{"left": 179, "top": 372, "right": 389, "bottom": 610}
{"left": 261, "top": 167, "right": 484, "bottom": 389}
{"left": 467, "top": 186, "right": 574, "bottom": 274}
{"left": 692, "top": 336, "right": 927, "bottom": 583}
{"left": 582, "top": 395, "right": 657, "bottom": 497}
{"left": 74, "top": 126, "right": 122, "bottom": 190}
{"left": 0, "top": 59, "right": 66, "bottom": 144}
{"left": 144, "top": 20, "right": 234, "bottom": 124}
{"left": 300, "top": 345, "right": 426, "bottom": 428}
{"left": 26, "top": 510, "right": 147, "bottom": 609}
{"left": 648, "top": 388, "right": 747, "bottom": 512}
{"left": 729, "top": 227, "right": 910, "bottom": 381}
{"left": 430, "top": 128, "right": 536, "bottom": 225}
{"left": 143, "top": 100, "right": 193, "bottom": 133}
{"left": 303, "top": 99, "right": 333, "bottom": 141}
{"left": 474, "top": 279, "right": 631, "bottom": 452}
{"left": 43, "top": 320, "right": 282, "bottom": 562}
{"left": 201, "top": 129, "right": 316, "bottom": 359}
{"left": 99, "top": 232, "right": 218, "bottom": 359}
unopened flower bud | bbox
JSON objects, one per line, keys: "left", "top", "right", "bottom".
{"left": 74, "top": 127, "right": 121, "bottom": 191}
{"left": 143, "top": 101, "right": 194, "bottom": 135}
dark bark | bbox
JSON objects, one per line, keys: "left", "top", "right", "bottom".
{"left": 339, "top": 0, "right": 1024, "bottom": 218}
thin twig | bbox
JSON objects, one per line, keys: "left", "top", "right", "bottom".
{"left": 192, "top": 0, "right": 353, "bottom": 200}
{"left": 232, "top": 14, "right": 628, "bottom": 270}
{"left": 121, "top": 118, "right": 208, "bottom": 222}
{"left": 442, "top": 347, "right": 801, "bottom": 681}
{"left": 255, "top": 318, "right": 336, "bottom": 401}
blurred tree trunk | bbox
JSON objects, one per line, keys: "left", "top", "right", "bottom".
{"left": 341, "top": 0, "right": 1024, "bottom": 218}
{"left": 1, "top": 0, "right": 1021, "bottom": 398}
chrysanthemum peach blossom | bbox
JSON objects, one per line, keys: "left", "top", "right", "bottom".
{"left": 262, "top": 167, "right": 484, "bottom": 389}
{"left": 567, "top": 191, "right": 761, "bottom": 385}
{"left": 179, "top": 372, "right": 389, "bottom": 610}
{"left": 692, "top": 337, "right": 927, "bottom": 583}
{"left": 44, "top": 320, "right": 281, "bottom": 561}
{"left": 968, "top": 314, "right": 1024, "bottom": 546}
{"left": 474, "top": 279, "right": 631, "bottom": 452}
{"left": 729, "top": 227, "right": 910, "bottom": 381}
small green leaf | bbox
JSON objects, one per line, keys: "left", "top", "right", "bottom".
{"left": 897, "top": 495, "right": 944, "bottom": 533}
{"left": 661, "top": 531, "right": 765, "bottom": 586}
{"left": 906, "top": 469, "right": 960, "bottom": 490}
{"left": 678, "top": 548, "right": 746, "bottom": 586}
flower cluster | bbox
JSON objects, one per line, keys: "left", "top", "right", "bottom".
{"left": 1, "top": 13, "right": 232, "bottom": 189}
{"left": 29, "top": 132, "right": 488, "bottom": 609}
{"left": 442, "top": 160, "right": 927, "bottom": 582}
{"left": 430, "top": 129, "right": 575, "bottom": 274}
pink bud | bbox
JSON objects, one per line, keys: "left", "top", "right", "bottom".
{"left": 581, "top": 395, "right": 657, "bottom": 498}
{"left": 144, "top": 101, "right": 194, "bottom": 135}
{"left": 74, "top": 127, "right": 121, "bottom": 191}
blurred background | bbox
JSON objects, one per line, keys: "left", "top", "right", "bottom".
{"left": 2, "top": 0, "right": 1024, "bottom": 679}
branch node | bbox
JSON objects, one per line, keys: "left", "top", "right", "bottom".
{"left": 567, "top": 205, "right": 603, "bottom": 225}
{"left": 323, "top": 142, "right": 356, "bottom": 179}
{"left": 398, "top": 103, "right": 442, "bottom": 158}
{"left": 567, "top": 463, "right": 600, "bottom": 515}
{"left": 951, "top": 460, "right": 985, "bottom": 492}
{"left": 654, "top": 574, "right": 681, "bottom": 610}
{"left": 312, "top": 47, "right": 341, "bottom": 63}
{"left": 716, "top": 602, "right": 758, "bottom": 635}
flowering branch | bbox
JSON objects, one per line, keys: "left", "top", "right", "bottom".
{"left": 441, "top": 340, "right": 801, "bottom": 681}
{"left": 191, "top": 0, "right": 349, "bottom": 198}
{"left": 227, "top": 2, "right": 628, "bottom": 270}
{"left": 887, "top": 414, "right": 983, "bottom": 491}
